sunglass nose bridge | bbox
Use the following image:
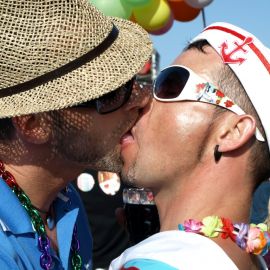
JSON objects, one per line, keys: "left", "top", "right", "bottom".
{"left": 124, "top": 81, "right": 152, "bottom": 112}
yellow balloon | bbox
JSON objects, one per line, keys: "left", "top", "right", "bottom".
{"left": 133, "top": 0, "right": 171, "bottom": 32}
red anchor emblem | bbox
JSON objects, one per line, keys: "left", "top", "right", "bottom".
{"left": 220, "top": 36, "right": 253, "bottom": 65}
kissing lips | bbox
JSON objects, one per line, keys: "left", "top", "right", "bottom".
{"left": 120, "top": 130, "right": 135, "bottom": 151}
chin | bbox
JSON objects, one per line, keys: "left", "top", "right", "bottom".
{"left": 121, "top": 164, "right": 144, "bottom": 187}
{"left": 90, "top": 155, "right": 122, "bottom": 173}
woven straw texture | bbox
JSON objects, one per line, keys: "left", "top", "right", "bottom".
{"left": 0, "top": 0, "right": 152, "bottom": 117}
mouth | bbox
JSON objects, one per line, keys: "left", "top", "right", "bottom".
{"left": 120, "top": 129, "right": 135, "bottom": 150}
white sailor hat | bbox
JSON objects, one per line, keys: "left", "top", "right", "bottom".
{"left": 193, "top": 22, "right": 270, "bottom": 152}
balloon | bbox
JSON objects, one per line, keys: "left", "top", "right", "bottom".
{"left": 184, "top": 0, "right": 213, "bottom": 9}
{"left": 129, "top": 13, "right": 137, "bottom": 23}
{"left": 168, "top": 0, "right": 200, "bottom": 22}
{"left": 149, "top": 12, "right": 174, "bottom": 35}
{"left": 124, "top": 0, "right": 151, "bottom": 7}
{"left": 133, "top": 0, "right": 171, "bottom": 32}
{"left": 89, "top": 0, "right": 132, "bottom": 19}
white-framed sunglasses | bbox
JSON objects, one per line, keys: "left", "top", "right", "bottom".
{"left": 153, "top": 65, "right": 264, "bottom": 142}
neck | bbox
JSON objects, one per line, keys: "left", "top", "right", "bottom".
{"left": 155, "top": 161, "right": 253, "bottom": 231}
{"left": 154, "top": 160, "right": 256, "bottom": 269}
{"left": 0, "top": 136, "right": 87, "bottom": 212}
{"left": 3, "top": 161, "right": 81, "bottom": 212}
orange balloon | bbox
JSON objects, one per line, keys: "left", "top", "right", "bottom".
{"left": 167, "top": 0, "right": 200, "bottom": 22}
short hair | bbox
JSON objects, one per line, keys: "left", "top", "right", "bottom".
{"left": 0, "top": 118, "right": 14, "bottom": 140}
{"left": 186, "top": 39, "right": 270, "bottom": 184}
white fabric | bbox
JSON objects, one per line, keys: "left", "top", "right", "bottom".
{"left": 192, "top": 22, "right": 270, "bottom": 151}
{"left": 109, "top": 230, "right": 238, "bottom": 270}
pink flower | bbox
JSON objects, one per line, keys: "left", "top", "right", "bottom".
{"left": 246, "top": 227, "right": 267, "bottom": 254}
{"left": 183, "top": 219, "right": 203, "bottom": 233}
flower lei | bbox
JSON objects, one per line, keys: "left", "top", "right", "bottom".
{"left": 178, "top": 216, "right": 270, "bottom": 256}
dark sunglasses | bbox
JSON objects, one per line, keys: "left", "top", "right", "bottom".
{"left": 76, "top": 76, "right": 135, "bottom": 114}
{"left": 153, "top": 65, "right": 264, "bottom": 142}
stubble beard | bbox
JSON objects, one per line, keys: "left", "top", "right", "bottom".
{"left": 120, "top": 158, "right": 138, "bottom": 187}
{"left": 120, "top": 121, "right": 216, "bottom": 188}
{"left": 50, "top": 113, "right": 124, "bottom": 172}
{"left": 54, "top": 134, "right": 123, "bottom": 172}
{"left": 94, "top": 147, "right": 123, "bottom": 173}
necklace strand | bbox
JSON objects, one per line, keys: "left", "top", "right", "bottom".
{"left": 0, "top": 161, "right": 82, "bottom": 270}
{"left": 178, "top": 216, "right": 270, "bottom": 256}
{"left": 32, "top": 204, "right": 50, "bottom": 215}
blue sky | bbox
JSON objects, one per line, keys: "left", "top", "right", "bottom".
{"left": 151, "top": 0, "right": 270, "bottom": 69}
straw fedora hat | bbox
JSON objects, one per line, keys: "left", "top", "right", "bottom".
{"left": 0, "top": 0, "right": 153, "bottom": 118}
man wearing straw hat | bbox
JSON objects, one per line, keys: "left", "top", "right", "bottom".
{"left": 0, "top": 0, "right": 152, "bottom": 269}
{"left": 111, "top": 22, "right": 270, "bottom": 269}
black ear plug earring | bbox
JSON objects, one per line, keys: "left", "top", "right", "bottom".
{"left": 214, "top": 145, "right": 222, "bottom": 162}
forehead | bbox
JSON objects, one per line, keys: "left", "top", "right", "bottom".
{"left": 171, "top": 46, "right": 223, "bottom": 81}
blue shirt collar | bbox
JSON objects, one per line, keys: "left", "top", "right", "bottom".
{"left": 0, "top": 178, "right": 34, "bottom": 233}
{"left": 0, "top": 179, "right": 87, "bottom": 269}
{"left": 0, "top": 179, "right": 78, "bottom": 235}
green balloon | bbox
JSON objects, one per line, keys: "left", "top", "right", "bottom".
{"left": 89, "top": 0, "right": 133, "bottom": 19}
{"left": 124, "top": 0, "right": 151, "bottom": 7}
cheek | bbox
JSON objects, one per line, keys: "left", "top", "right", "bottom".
{"left": 146, "top": 104, "right": 185, "bottom": 146}
{"left": 91, "top": 114, "right": 116, "bottom": 135}
{"left": 174, "top": 103, "right": 213, "bottom": 138}
{"left": 141, "top": 103, "right": 212, "bottom": 160}
{"left": 91, "top": 112, "right": 138, "bottom": 154}
{"left": 137, "top": 105, "right": 178, "bottom": 163}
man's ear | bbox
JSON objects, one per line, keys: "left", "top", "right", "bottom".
{"left": 12, "top": 114, "right": 52, "bottom": 144}
{"left": 217, "top": 114, "right": 256, "bottom": 153}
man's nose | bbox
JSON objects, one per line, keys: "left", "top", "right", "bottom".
{"left": 124, "top": 81, "right": 152, "bottom": 112}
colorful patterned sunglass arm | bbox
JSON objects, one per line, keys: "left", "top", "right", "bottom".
{"left": 153, "top": 65, "right": 265, "bottom": 142}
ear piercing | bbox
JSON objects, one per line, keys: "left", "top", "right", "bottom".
{"left": 214, "top": 144, "right": 222, "bottom": 162}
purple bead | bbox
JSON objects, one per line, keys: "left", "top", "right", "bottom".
{"left": 234, "top": 223, "right": 249, "bottom": 249}
{"left": 38, "top": 235, "right": 50, "bottom": 252}
{"left": 40, "top": 251, "right": 53, "bottom": 270}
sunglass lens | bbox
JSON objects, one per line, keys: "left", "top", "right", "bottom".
{"left": 154, "top": 67, "right": 190, "bottom": 99}
{"left": 96, "top": 77, "right": 134, "bottom": 114}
